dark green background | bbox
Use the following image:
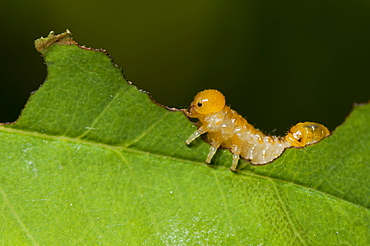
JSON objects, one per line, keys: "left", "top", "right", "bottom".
{"left": 1, "top": 0, "right": 369, "bottom": 135}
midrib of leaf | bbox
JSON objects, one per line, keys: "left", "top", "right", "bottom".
{"left": 1, "top": 125, "right": 367, "bottom": 212}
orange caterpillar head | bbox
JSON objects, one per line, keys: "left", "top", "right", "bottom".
{"left": 187, "top": 89, "right": 226, "bottom": 118}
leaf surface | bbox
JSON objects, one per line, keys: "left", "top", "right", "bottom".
{"left": 1, "top": 31, "right": 369, "bottom": 245}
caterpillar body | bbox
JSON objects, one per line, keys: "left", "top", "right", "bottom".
{"left": 185, "top": 89, "right": 330, "bottom": 171}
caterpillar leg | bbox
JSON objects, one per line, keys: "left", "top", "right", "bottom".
{"left": 205, "top": 143, "right": 221, "bottom": 163}
{"left": 230, "top": 154, "right": 240, "bottom": 171}
{"left": 230, "top": 145, "right": 241, "bottom": 171}
{"left": 186, "top": 127, "right": 206, "bottom": 145}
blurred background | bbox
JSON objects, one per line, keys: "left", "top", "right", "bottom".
{"left": 1, "top": 0, "right": 369, "bottom": 135}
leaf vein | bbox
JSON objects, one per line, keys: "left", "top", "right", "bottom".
{"left": 112, "top": 149, "right": 163, "bottom": 238}
{"left": 66, "top": 145, "right": 108, "bottom": 243}
{"left": 76, "top": 86, "right": 126, "bottom": 139}
{"left": 0, "top": 186, "right": 39, "bottom": 246}
{"left": 123, "top": 111, "right": 170, "bottom": 147}
{"left": 271, "top": 181, "right": 307, "bottom": 246}
{"left": 212, "top": 171, "right": 242, "bottom": 245}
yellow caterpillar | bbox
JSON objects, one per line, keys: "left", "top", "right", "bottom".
{"left": 185, "top": 89, "right": 330, "bottom": 171}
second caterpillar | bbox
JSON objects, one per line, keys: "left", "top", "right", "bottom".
{"left": 185, "top": 89, "right": 330, "bottom": 171}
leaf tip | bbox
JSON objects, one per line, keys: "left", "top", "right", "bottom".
{"left": 35, "top": 30, "right": 77, "bottom": 54}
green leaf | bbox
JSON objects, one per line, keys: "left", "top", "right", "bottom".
{"left": 1, "top": 31, "right": 369, "bottom": 245}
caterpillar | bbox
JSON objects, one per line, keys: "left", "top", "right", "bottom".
{"left": 185, "top": 89, "right": 330, "bottom": 171}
